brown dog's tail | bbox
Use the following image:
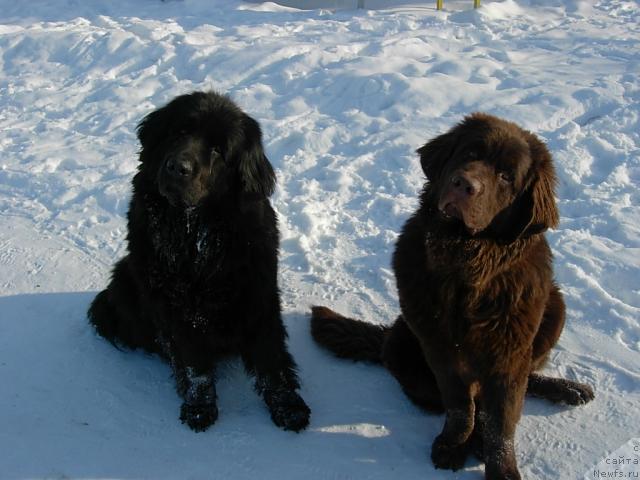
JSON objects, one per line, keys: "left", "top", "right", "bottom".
{"left": 310, "top": 306, "right": 388, "bottom": 364}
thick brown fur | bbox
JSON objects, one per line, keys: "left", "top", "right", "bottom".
{"left": 311, "top": 113, "right": 594, "bottom": 479}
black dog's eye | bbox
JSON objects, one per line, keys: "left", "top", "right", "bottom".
{"left": 467, "top": 150, "right": 478, "bottom": 160}
{"left": 173, "top": 124, "right": 192, "bottom": 137}
{"left": 498, "top": 171, "right": 514, "bottom": 184}
{"left": 210, "top": 147, "right": 221, "bottom": 159}
{"left": 168, "top": 128, "right": 187, "bottom": 140}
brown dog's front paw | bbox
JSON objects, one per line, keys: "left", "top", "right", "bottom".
{"left": 528, "top": 374, "right": 595, "bottom": 406}
{"left": 563, "top": 381, "right": 595, "bottom": 405}
{"left": 180, "top": 402, "right": 219, "bottom": 432}
{"left": 469, "top": 428, "right": 485, "bottom": 462}
{"left": 431, "top": 434, "right": 469, "bottom": 471}
{"left": 486, "top": 463, "right": 522, "bottom": 480}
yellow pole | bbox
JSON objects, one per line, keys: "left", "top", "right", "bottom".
{"left": 436, "top": 0, "right": 443, "bottom": 10}
{"left": 474, "top": 0, "right": 480, "bottom": 8}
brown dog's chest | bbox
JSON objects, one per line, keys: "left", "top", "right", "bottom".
{"left": 410, "top": 240, "right": 547, "bottom": 371}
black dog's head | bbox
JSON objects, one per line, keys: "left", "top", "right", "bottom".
{"left": 136, "top": 91, "right": 275, "bottom": 208}
{"left": 418, "top": 113, "right": 559, "bottom": 242}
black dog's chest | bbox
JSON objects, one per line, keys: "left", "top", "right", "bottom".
{"left": 144, "top": 206, "right": 237, "bottom": 314}
{"left": 149, "top": 209, "right": 225, "bottom": 273}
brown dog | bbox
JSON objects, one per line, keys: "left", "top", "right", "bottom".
{"left": 311, "top": 113, "right": 594, "bottom": 479}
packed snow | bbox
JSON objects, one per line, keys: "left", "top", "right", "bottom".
{"left": 0, "top": 0, "right": 638, "bottom": 478}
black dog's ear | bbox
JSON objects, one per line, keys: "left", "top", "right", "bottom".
{"left": 136, "top": 104, "right": 172, "bottom": 156}
{"left": 496, "top": 132, "right": 559, "bottom": 243}
{"left": 230, "top": 114, "right": 276, "bottom": 198}
{"left": 417, "top": 128, "right": 459, "bottom": 182}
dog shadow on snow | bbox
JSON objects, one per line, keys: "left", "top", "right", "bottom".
{"left": 0, "top": 291, "right": 577, "bottom": 479}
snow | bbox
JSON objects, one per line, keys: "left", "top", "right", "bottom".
{"left": 0, "top": 0, "right": 638, "bottom": 478}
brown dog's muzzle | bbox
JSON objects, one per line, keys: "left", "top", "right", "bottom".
{"left": 438, "top": 162, "right": 493, "bottom": 235}
{"left": 439, "top": 172, "right": 484, "bottom": 212}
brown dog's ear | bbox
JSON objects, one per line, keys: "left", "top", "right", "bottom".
{"left": 228, "top": 114, "right": 276, "bottom": 198}
{"left": 525, "top": 131, "right": 559, "bottom": 230}
{"left": 417, "top": 128, "right": 459, "bottom": 182}
{"left": 496, "top": 132, "right": 559, "bottom": 243}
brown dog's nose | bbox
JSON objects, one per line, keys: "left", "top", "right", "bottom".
{"left": 451, "top": 174, "right": 483, "bottom": 196}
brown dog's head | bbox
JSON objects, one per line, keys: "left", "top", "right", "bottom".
{"left": 418, "top": 113, "right": 559, "bottom": 242}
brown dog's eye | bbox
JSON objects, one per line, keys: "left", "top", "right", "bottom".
{"left": 498, "top": 171, "right": 514, "bottom": 184}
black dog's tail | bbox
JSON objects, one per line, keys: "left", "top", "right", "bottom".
{"left": 310, "top": 306, "right": 388, "bottom": 364}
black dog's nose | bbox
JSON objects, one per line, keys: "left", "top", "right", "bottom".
{"left": 451, "top": 174, "right": 482, "bottom": 197}
{"left": 166, "top": 157, "right": 193, "bottom": 177}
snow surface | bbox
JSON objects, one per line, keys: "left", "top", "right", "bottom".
{"left": 0, "top": 0, "right": 638, "bottom": 478}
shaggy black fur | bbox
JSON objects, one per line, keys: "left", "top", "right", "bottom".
{"left": 88, "top": 91, "right": 310, "bottom": 433}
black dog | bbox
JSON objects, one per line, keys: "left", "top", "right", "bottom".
{"left": 88, "top": 91, "right": 310, "bottom": 433}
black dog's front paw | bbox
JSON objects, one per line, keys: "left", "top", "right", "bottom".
{"left": 431, "top": 434, "right": 470, "bottom": 471}
{"left": 180, "top": 402, "right": 219, "bottom": 432}
{"left": 264, "top": 389, "right": 311, "bottom": 432}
